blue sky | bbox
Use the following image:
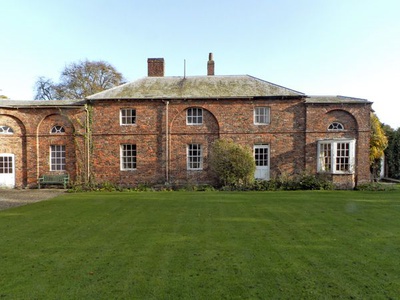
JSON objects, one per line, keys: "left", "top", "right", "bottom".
{"left": 1, "top": 0, "right": 400, "bottom": 128}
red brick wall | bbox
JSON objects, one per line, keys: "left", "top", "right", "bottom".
{"left": 169, "top": 104, "right": 220, "bottom": 184}
{"left": 0, "top": 107, "right": 86, "bottom": 188}
{"left": 90, "top": 101, "right": 166, "bottom": 186}
{"left": 0, "top": 97, "right": 372, "bottom": 189}
{"left": 305, "top": 104, "right": 371, "bottom": 187}
{"left": 0, "top": 114, "right": 26, "bottom": 187}
{"left": 206, "top": 98, "right": 306, "bottom": 179}
{"left": 88, "top": 98, "right": 307, "bottom": 186}
{"left": 147, "top": 58, "right": 165, "bottom": 77}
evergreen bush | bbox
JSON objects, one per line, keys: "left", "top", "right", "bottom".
{"left": 209, "top": 139, "right": 256, "bottom": 188}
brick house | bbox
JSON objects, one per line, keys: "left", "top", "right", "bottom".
{"left": 0, "top": 54, "right": 372, "bottom": 189}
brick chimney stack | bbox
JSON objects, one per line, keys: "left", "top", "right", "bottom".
{"left": 148, "top": 58, "right": 165, "bottom": 77}
{"left": 207, "top": 53, "right": 215, "bottom": 76}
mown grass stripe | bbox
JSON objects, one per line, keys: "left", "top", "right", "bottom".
{"left": 0, "top": 190, "right": 399, "bottom": 299}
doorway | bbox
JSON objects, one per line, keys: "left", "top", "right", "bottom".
{"left": 254, "top": 145, "right": 270, "bottom": 180}
{"left": 0, "top": 154, "right": 15, "bottom": 188}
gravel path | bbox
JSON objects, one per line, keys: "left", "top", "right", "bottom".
{"left": 0, "top": 189, "right": 65, "bottom": 211}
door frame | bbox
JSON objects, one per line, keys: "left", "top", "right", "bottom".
{"left": 0, "top": 153, "right": 15, "bottom": 188}
{"left": 254, "top": 144, "right": 270, "bottom": 180}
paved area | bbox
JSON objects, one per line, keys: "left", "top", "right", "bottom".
{"left": 0, "top": 189, "right": 65, "bottom": 211}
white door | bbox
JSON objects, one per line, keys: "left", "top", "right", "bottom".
{"left": 0, "top": 154, "right": 15, "bottom": 188}
{"left": 254, "top": 145, "right": 270, "bottom": 180}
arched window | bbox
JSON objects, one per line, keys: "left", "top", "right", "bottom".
{"left": 328, "top": 122, "right": 344, "bottom": 131}
{"left": 50, "top": 125, "right": 65, "bottom": 134}
{"left": 0, "top": 125, "right": 14, "bottom": 134}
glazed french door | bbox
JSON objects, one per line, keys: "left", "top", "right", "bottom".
{"left": 254, "top": 145, "right": 270, "bottom": 180}
{"left": 0, "top": 154, "right": 15, "bottom": 188}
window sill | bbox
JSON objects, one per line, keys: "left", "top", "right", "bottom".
{"left": 318, "top": 171, "right": 354, "bottom": 175}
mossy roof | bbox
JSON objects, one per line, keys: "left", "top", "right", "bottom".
{"left": 0, "top": 84, "right": 371, "bottom": 107}
{"left": 0, "top": 99, "right": 86, "bottom": 108}
{"left": 86, "top": 75, "right": 305, "bottom": 100}
{"left": 306, "top": 96, "right": 371, "bottom": 104}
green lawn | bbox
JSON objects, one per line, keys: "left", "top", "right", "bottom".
{"left": 0, "top": 190, "right": 399, "bottom": 299}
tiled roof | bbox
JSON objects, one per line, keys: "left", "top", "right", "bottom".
{"left": 0, "top": 87, "right": 371, "bottom": 107}
{"left": 0, "top": 100, "right": 85, "bottom": 108}
{"left": 306, "top": 96, "right": 371, "bottom": 104}
{"left": 87, "top": 75, "right": 305, "bottom": 100}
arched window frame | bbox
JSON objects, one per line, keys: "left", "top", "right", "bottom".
{"left": 328, "top": 122, "right": 344, "bottom": 131}
{"left": 0, "top": 125, "right": 14, "bottom": 134}
{"left": 50, "top": 125, "right": 66, "bottom": 134}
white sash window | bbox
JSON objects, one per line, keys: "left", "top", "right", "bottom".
{"left": 318, "top": 140, "right": 355, "bottom": 174}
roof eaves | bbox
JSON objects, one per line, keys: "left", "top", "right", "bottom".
{"left": 305, "top": 95, "right": 372, "bottom": 104}
{"left": 86, "top": 94, "right": 306, "bottom": 102}
{"left": 0, "top": 100, "right": 87, "bottom": 108}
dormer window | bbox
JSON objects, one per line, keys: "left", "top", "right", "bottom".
{"left": 328, "top": 122, "right": 344, "bottom": 131}
{"left": 0, "top": 125, "right": 14, "bottom": 134}
{"left": 50, "top": 125, "right": 65, "bottom": 134}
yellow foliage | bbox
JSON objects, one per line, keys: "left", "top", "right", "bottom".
{"left": 370, "top": 114, "right": 388, "bottom": 163}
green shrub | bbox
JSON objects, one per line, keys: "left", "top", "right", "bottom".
{"left": 67, "top": 172, "right": 335, "bottom": 193}
{"left": 209, "top": 139, "right": 256, "bottom": 188}
{"left": 251, "top": 179, "right": 272, "bottom": 191}
{"left": 177, "top": 184, "right": 216, "bottom": 192}
{"left": 242, "top": 173, "right": 334, "bottom": 191}
{"left": 68, "top": 182, "right": 154, "bottom": 193}
{"left": 297, "top": 173, "right": 334, "bottom": 190}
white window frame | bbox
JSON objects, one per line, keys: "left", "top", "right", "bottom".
{"left": 0, "top": 125, "right": 14, "bottom": 134}
{"left": 254, "top": 107, "right": 270, "bottom": 125}
{"left": 120, "top": 144, "right": 137, "bottom": 170}
{"left": 50, "top": 145, "right": 66, "bottom": 171}
{"left": 254, "top": 144, "right": 270, "bottom": 180}
{"left": 187, "top": 144, "right": 203, "bottom": 170}
{"left": 0, "top": 154, "right": 14, "bottom": 174}
{"left": 50, "top": 125, "right": 65, "bottom": 134}
{"left": 328, "top": 122, "right": 344, "bottom": 131}
{"left": 120, "top": 109, "right": 136, "bottom": 125}
{"left": 186, "top": 108, "right": 203, "bottom": 125}
{"left": 0, "top": 153, "right": 15, "bottom": 188}
{"left": 254, "top": 145, "right": 269, "bottom": 167}
{"left": 317, "top": 139, "right": 355, "bottom": 174}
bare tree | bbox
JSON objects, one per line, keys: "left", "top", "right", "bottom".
{"left": 34, "top": 60, "right": 125, "bottom": 100}
{"left": 34, "top": 77, "right": 58, "bottom": 100}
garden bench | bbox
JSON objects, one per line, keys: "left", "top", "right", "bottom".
{"left": 38, "top": 174, "right": 69, "bottom": 189}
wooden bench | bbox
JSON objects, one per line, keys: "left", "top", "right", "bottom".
{"left": 38, "top": 174, "right": 69, "bottom": 189}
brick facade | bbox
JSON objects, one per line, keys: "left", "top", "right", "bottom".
{"left": 0, "top": 105, "right": 87, "bottom": 188}
{"left": 0, "top": 56, "right": 372, "bottom": 189}
{"left": 305, "top": 101, "right": 371, "bottom": 188}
